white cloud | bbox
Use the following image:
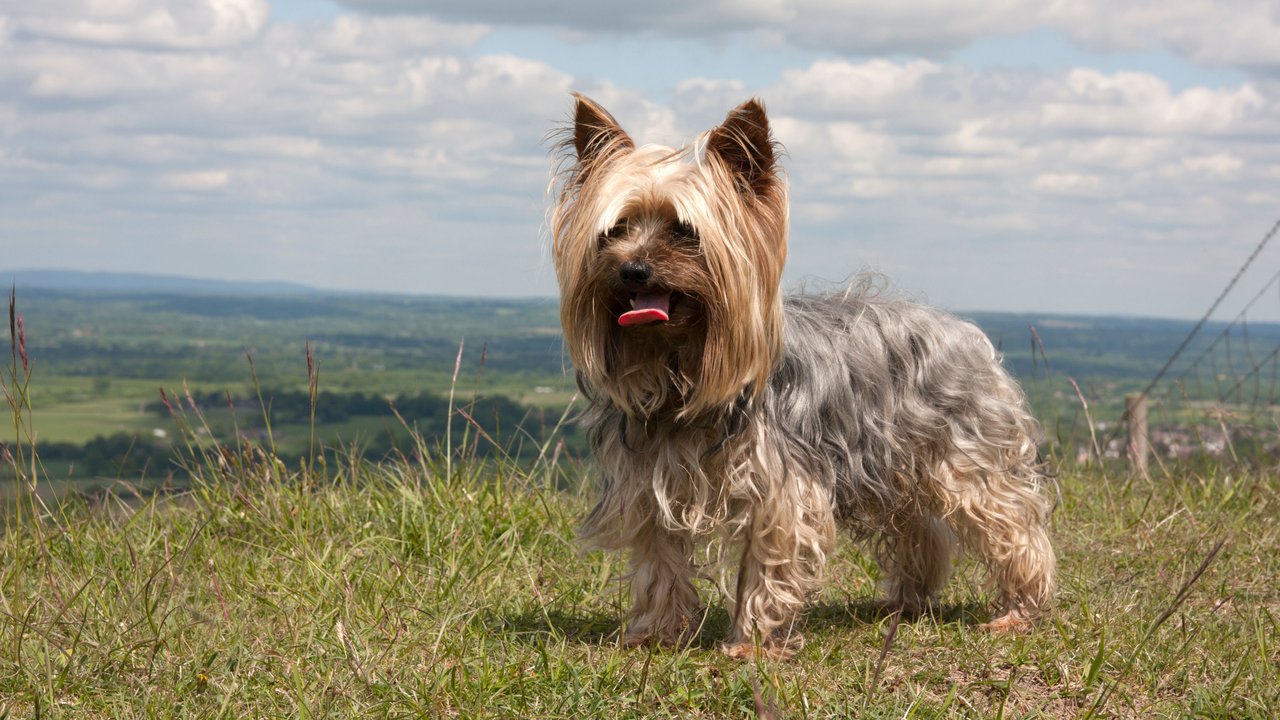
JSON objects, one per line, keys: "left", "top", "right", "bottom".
{"left": 1166, "top": 153, "right": 1245, "bottom": 178}
{"left": 334, "top": 0, "right": 1042, "bottom": 55}
{"left": 1031, "top": 172, "right": 1102, "bottom": 196}
{"left": 1042, "top": 70, "right": 1267, "bottom": 135}
{"left": 737, "top": 57, "right": 1280, "bottom": 315}
{"left": 310, "top": 14, "right": 489, "bottom": 58}
{"left": 334, "top": 0, "right": 801, "bottom": 35}
{"left": 1, "top": 0, "right": 270, "bottom": 49}
{"left": 1044, "top": 0, "right": 1280, "bottom": 72}
{"left": 763, "top": 0, "right": 1039, "bottom": 55}
{"left": 777, "top": 59, "right": 943, "bottom": 114}
{"left": 164, "top": 169, "right": 231, "bottom": 190}
{"left": 334, "top": 0, "right": 1280, "bottom": 73}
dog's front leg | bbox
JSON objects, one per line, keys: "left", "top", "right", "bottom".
{"left": 623, "top": 523, "right": 700, "bottom": 648}
{"left": 723, "top": 477, "right": 834, "bottom": 660}
{"left": 724, "top": 531, "right": 810, "bottom": 659}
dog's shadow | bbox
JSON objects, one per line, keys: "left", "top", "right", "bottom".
{"left": 488, "top": 605, "right": 731, "bottom": 651}
{"left": 490, "top": 598, "right": 990, "bottom": 650}
{"left": 804, "top": 598, "right": 992, "bottom": 630}
{"left": 490, "top": 606, "right": 622, "bottom": 646}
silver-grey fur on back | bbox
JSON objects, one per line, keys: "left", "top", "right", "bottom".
{"left": 766, "top": 290, "right": 1047, "bottom": 534}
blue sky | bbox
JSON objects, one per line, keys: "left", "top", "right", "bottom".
{"left": 2, "top": 0, "right": 1280, "bottom": 320}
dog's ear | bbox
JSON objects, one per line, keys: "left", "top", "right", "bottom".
{"left": 572, "top": 93, "right": 633, "bottom": 163}
{"left": 706, "top": 98, "right": 778, "bottom": 196}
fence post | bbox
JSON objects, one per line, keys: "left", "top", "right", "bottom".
{"left": 1126, "top": 394, "right": 1149, "bottom": 474}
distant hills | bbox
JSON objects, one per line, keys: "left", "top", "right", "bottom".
{"left": 5, "top": 269, "right": 1277, "bottom": 333}
{"left": 3, "top": 269, "right": 319, "bottom": 296}
{"left": 9, "top": 267, "right": 1280, "bottom": 421}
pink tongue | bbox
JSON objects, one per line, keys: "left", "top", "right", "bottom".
{"left": 619, "top": 291, "right": 671, "bottom": 326}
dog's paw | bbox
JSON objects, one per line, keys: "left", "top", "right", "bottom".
{"left": 980, "top": 611, "right": 1034, "bottom": 633}
{"left": 720, "top": 641, "right": 758, "bottom": 660}
{"left": 622, "top": 615, "right": 695, "bottom": 649}
{"left": 870, "top": 597, "right": 931, "bottom": 619}
{"left": 622, "top": 631, "right": 655, "bottom": 648}
{"left": 720, "top": 634, "right": 803, "bottom": 661}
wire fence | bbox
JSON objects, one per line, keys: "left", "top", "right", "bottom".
{"left": 1044, "top": 216, "right": 1280, "bottom": 467}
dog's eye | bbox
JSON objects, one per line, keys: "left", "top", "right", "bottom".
{"left": 598, "top": 222, "right": 628, "bottom": 246}
{"left": 673, "top": 221, "right": 698, "bottom": 243}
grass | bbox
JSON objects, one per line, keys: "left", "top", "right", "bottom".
{"left": 1, "top": 438, "right": 1277, "bottom": 717}
{"left": 31, "top": 395, "right": 160, "bottom": 444}
{"left": 3, "top": 295, "right": 1279, "bottom": 718}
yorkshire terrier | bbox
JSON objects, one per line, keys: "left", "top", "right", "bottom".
{"left": 550, "top": 94, "right": 1055, "bottom": 659}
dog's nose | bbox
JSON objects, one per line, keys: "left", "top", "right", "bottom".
{"left": 618, "top": 260, "right": 653, "bottom": 288}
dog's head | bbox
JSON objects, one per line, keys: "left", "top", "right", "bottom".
{"left": 551, "top": 95, "right": 788, "bottom": 419}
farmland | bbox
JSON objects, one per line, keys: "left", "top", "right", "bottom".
{"left": 5, "top": 272, "right": 1280, "bottom": 495}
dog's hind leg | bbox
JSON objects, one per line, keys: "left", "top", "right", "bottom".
{"left": 934, "top": 457, "right": 1055, "bottom": 631}
{"left": 875, "top": 513, "right": 955, "bottom": 617}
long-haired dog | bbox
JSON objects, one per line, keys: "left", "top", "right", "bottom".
{"left": 550, "top": 94, "right": 1055, "bottom": 659}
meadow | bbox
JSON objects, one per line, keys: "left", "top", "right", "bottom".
{"left": 1, "top": 423, "right": 1276, "bottom": 717}
{"left": 2, "top": 281, "right": 1279, "bottom": 717}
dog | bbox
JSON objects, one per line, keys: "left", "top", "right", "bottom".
{"left": 550, "top": 94, "right": 1055, "bottom": 659}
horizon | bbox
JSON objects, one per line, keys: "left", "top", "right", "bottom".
{"left": 5, "top": 266, "right": 1274, "bottom": 326}
{"left": 3, "top": 2, "right": 1280, "bottom": 321}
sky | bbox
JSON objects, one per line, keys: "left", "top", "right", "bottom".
{"left": 2, "top": 1, "right": 1280, "bottom": 320}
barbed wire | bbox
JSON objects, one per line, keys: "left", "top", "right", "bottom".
{"left": 1099, "top": 216, "right": 1280, "bottom": 452}
{"left": 1134, "top": 217, "right": 1280, "bottom": 407}
{"left": 1173, "top": 265, "right": 1280, "bottom": 383}
{"left": 1217, "top": 344, "right": 1280, "bottom": 406}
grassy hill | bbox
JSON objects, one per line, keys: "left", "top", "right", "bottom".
{"left": 1, "top": 438, "right": 1276, "bottom": 717}
{"left": 3, "top": 284, "right": 1278, "bottom": 717}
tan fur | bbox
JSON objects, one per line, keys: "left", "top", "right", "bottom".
{"left": 552, "top": 96, "right": 786, "bottom": 420}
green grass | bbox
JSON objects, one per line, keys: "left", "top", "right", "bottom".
{"left": 31, "top": 396, "right": 159, "bottom": 443}
{"left": 1, "top": 444, "right": 1277, "bottom": 717}
{"left": 23, "top": 369, "right": 577, "bottom": 446}
{"left": 4, "top": 292, "right": 1278, "bottom": 718}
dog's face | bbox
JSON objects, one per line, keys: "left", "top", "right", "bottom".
{"left": 552, "top": 95, "right": 789, "bottom": 418}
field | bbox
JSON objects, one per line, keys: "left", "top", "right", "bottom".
{"left": 3, "top": 278, "right": 1280, "bottom": 717}
{"left": 1, "top": 437, "right": 1276, "bottom": 717}
{"left": 4, "top": 286, "right": 582, "bottom": 493}
{"left": 13, "top": 283, "right": 1280, "bottom": 467}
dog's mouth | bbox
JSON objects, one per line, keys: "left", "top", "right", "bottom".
{"left": 619, "top": 290, "right": 675, "bottom": 327}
